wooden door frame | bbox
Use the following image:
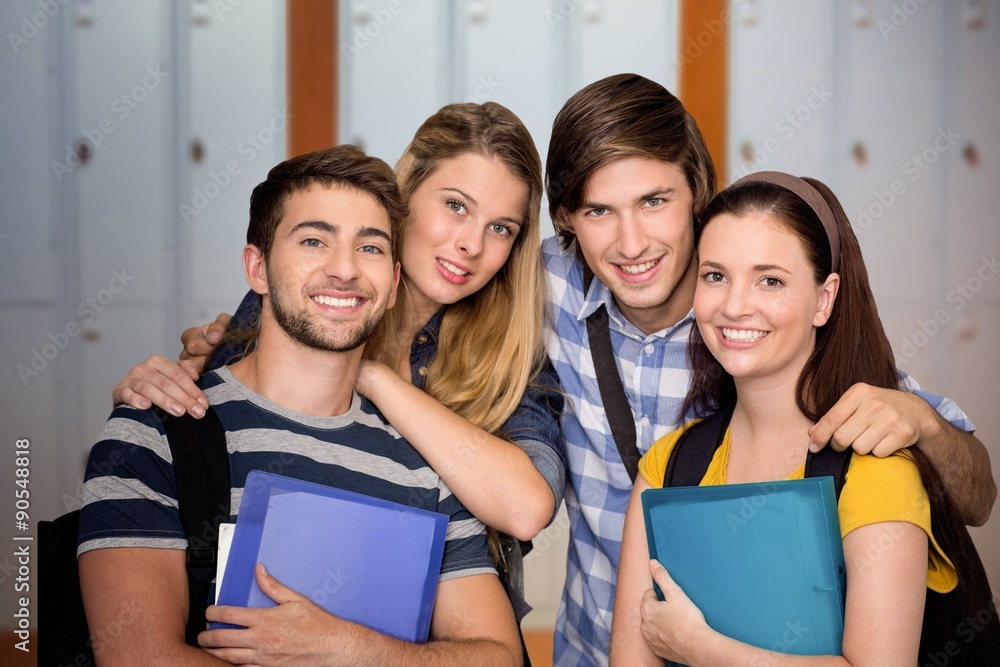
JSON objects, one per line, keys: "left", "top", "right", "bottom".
{"left": 287, "top": 0, "right": 337, "bottom": 157}
{"left": 679, "top": 0, "right": 728, "bottom": 187}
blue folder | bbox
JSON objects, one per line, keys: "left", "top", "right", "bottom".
{"left": 642, "top": 478, "right": 846, "bottom": 663}
{"left": 215, "top": 471, "right": 449, "bottom": 642}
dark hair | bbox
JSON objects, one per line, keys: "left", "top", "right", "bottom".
{"left": 247, "top": 145, "right": 406, "bottom": 260}
{"left": 545, "top": 73, "right": 716, "bottom": 249}
{"left": 685, "top": 175, "right": 1000, "bottom": 664}
{"left": 683, "top": 178, "right": 895, "bottom": 421}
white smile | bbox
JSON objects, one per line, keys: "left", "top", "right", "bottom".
{"left": 722, "top": 328, "right": 769, "bottom": 342}
{"left": 618, "top": 259, "right": 658, "bottom": 275}
{"left": 438, "top": 259, "right": 469, "bottom": 276}
{"left": 312, "top": 295, "right": 361, "bottom": 308}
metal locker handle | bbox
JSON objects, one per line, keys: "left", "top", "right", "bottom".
{"left": 75, "top": 140, "right": 92, "bottom": 166}
{"left": 852, "top": 141, "right": 868, "bottom": 167}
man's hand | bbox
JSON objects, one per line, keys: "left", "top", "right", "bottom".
{"left": 201, "top": 565, "right": 522, "bottom": 667}
{"left": 200, "top": 564, "right": 368, "bottom": 667}
{"left": 808, "top": 383, "right": 932, "bottom": 457}
{"left": 180, "top": 312, "right": 231, "bottom": 366}
{"left": 809, "top": 382, "right": 996, "bottom": 526}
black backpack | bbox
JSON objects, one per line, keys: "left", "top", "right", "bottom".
{"left": 662, "top": 404, "right": 1000, "bottom": 666}
{"left": 38, "top": 408, "right": 230, "bottom": 667}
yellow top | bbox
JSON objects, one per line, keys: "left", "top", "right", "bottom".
{"left": 639, "top": 422, "right": 958, "bottom": 593}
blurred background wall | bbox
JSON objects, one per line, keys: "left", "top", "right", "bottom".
{"left": 1, "top": 1, "right": 997, "bottom": 663}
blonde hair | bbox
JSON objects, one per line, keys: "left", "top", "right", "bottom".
{"left": 366, "top": 102, "right": 547, "bottom": 435}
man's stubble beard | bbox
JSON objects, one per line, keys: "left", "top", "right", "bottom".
{"left": 267, "top": 274, "right": 384, "bottom": 353}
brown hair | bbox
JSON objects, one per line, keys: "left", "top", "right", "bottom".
{"left": 683, "top": 178, "right": 894, "bottom": 420}
{"left": 545, "top": 73, "right": 717, "bottom": 249}
{"left": 685, "top": 176, "right": 1000, "bottom": 664}
{"left": 247, "top": 145, "right": 406, "bottom": 259}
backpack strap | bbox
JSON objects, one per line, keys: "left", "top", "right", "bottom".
{"left": 583, "top": 266, "right": 641, "bottom": 481}
{"left": 663, "top": 404, "right": 734, "bottom": 487}
{"left": 661, "top": 402, "right": 853, "bottom": 499}
{"left": 804, "top": 445, "right": 852, "bottom": 502}
{"left": 159, "top": 407, "right": 230, "bottom": 647}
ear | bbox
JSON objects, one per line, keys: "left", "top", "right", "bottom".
{"left": 813, "top": 273, "right": 840, "bottom": 327}
{"left": 243, "top": 244, "right": 268, "bottom": 296}
{"left": 387, "top": 261, "right": 401, "bottom": 310}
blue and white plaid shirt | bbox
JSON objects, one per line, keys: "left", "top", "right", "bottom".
{"left": 541, "top": 235, "right": 974, "bottom": 667}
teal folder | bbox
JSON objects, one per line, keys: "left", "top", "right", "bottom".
{"left": 641, "top": 478, "right": 846, "bottom": 662}
{"left": 216, "top": 471, "right": 449, "bottom": 642}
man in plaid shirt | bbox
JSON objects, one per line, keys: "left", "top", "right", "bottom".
{"left": 542, "top": 73, "right": 996, "bottom": 667}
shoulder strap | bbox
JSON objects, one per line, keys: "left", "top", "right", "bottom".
{"left": 804, "top": 445, "right": 852, "bottom": 502}
{"left": 159, "top": 407, "right": 230, "bottom": 647}
{"left": 661, "top": 403, "right": 853, "bottom": 500}
{"left": 584, "top": 266, "right": 641, "bottom": 481}
{"left": 663, "top": 404, "right": 734, "bottom": 487}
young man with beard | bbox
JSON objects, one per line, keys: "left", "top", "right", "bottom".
{"left": 542, "top": 73, "right": 995, "bottom": 666}
{"left": 77, "top": 146, "right": 522, "bottom": 666}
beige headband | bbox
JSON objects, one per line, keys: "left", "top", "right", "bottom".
{"left": 730, "top": 171, "right": 841, "bottom": 274}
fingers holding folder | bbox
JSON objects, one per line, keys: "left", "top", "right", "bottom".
{"left": 201, "top": 563, "right": 367, "bottom": 666}
{"left": 640, "top": 560, "right": 710, "bottom": 664}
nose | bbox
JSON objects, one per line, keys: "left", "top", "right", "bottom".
{"left": 720, "top": 281, "right": 753, "bottom": 320}
{"left": 617, "top": 211, "right": 649, "bottom": 259}
{"left": 323, "top": 244, "right": 361, "bottom": 283}
{"left": 455, "top": 224, "right": 483, "bottom": 258}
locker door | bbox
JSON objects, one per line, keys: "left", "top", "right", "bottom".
{"left": 940, "top": 0, "right": 1000, "bottom": 593}
{"left": 727, "top": 0, "right": 836, "bottom": 186}
{"left": 454, "top": 0, "right": 562, "bottom": 240}
{"left": 67, "top": 0, "right": 176, "bottom": 442}
{"left": 187, "top": 0, "right": 288, "bottom": 323}
{"left": 836, "top": 1, "right": 947, "bottom": 296}
{"left": 0, "top": 1, "right": 64, "bottom": 629}
{"left": 569, "top": 0, "right": 679, "bottom": 96}
{"left": 339, "top": 0, "right": 450, "bottom": 167}
{"left": 835, "top": 0, "right": 948, "bottom": 385}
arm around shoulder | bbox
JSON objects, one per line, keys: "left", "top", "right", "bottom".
{"left": 809, "top": 382, "right": 996, "bottom": 526}
{"left": 915, "top": 407, "right": 996, "bottom": 526}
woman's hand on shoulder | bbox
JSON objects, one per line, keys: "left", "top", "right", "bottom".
{"left": 112, "top": 355, "right": 209, "bottom": 419}
{"left": 179, "top": 312, "right": 230, "bottom": 369}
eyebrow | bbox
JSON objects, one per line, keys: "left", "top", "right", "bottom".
{"left": 441, "top": 187, "right": 478, "bottom": 209}
{"left": 581, "top": 187, "right": 678, "bottom": 210}
{"left": 287, "top": 220, "right": 392, "bottom": 244}
{"left": 699, "top": 260, "right": 791, "bottom": 274}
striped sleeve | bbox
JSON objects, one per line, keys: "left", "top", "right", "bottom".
{"left": 77, "top": 406, "right": 186, "bottom": 556}
{"left": 435, "top": 478, "right": 495, "bottom": 581}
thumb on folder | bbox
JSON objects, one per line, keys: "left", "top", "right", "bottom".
{"left": 639, "top": 560, "right": 711, "bottom": 663}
